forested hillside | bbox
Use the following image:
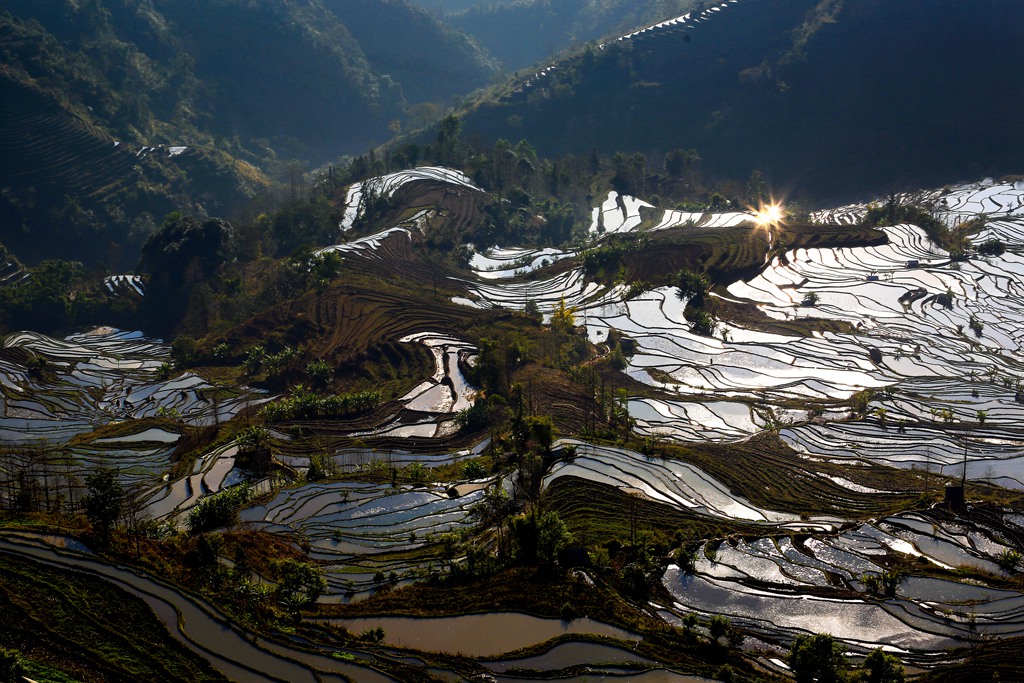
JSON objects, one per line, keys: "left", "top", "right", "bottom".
{"left": 0, "top": 0, "right": 495, "bottom": 265}
{"left": 454, "top": 0, "right": 1024, "bottom": 203}
{"left": 448, "top": 0, "right": 701, "bottom": 71}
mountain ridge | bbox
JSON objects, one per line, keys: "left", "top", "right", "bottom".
{"left": 453, "top": 0, "right": 1024, "bottom": 205}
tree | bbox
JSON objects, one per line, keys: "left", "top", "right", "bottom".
{"left": 0, "top": 648, "right": 24, "bottom": 683}
{"left": 674, "top": 545, "right": 700, "bottom": 574}
{"left": 435, "top": 114, "right": 463, "bottom": 165}
{"left": 511, "top": 510, "right": 571, "bottom": 569}
{"left": 676, "top": 269, "right": 710, "bottom": 307}
{"left": 309, "top": 251, "right": 342, "bottom": 288}
{"left": 274, "top": 559, "right": 326, "bottom": 613}
{"left": 83, "top": 468, "right": 125, "bottom": 546}
{"left": 789, "top": 633, "right": 847, "bottom": 683}
{"left": 306, "top": 359, "right": 335, "bottom": 389}
{"left": 709, "top": 615, "right": 732, "bottom": 643}
{"left": 536, "top": 510, "right": 571, "bottom": 569}
{"left": 745, "top": 170, "right": 769, "bottom": 206}
{"left": 471, "top": 486, "right": 515, "bottom": 559}
{"left": 551, "top": 297, "right": 576, "bottom": 332}
{"left": 236, "top": 426, "right": 272, "bottom": 475}
{"left": 862, "top": 648, "right": 905, "bottom": 683}
{"left": 685, "top": 308, "right": 717, "bottom": 337}
{"left": 664, "top": 148, "right": 700, "bottom": 179}
{"left": 524, "top": 415, "right": 554, "bottom": 453}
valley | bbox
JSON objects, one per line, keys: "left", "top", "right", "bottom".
{"left": 3, "top": 1, "right": 1024, "bottom": 681}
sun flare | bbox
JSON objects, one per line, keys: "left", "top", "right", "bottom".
{"left": 755, "top": 202, "right": 784, "bottom": 226}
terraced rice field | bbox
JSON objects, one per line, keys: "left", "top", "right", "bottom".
{"left": 7, "top": 168, "right": 1024, "bottom": 672}
{"left": 0, "top": 532, "right": 396, "bottom": 683}
{"left": 660, "top": 507, "right": 1024, "bottom": 666}
{"left": 456, "top": 179, "right": 1024, "bottom": 489}
{"left": 544, "top": 440, "right": 821, "bottom": 528}
{"left": 338, "top": 167, "right": 480, "bottom": 232}
{"left": 102, "top": 274, "right": 146, "bottom": 297}
{"left": 0, "top": 328, "right": 265, "bottom": 506}
{"left": 468, "top": 245, "right": 574, "bottom": 280}
{"left": 240, "top": 479, "right": 493, "bottom": 599}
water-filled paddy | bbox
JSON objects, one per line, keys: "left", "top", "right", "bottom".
{"left": 328, "top": 612, "right": 638, "bottom": 657}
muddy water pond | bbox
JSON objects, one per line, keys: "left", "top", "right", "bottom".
{"left": 330, "top": 613, "right": 639, "bottom": 657}
{"left": 487, "top": 641, "right": 654, "bottom": 672}
{"left": 495, "top": 671, "right": 714, "bottom": 683}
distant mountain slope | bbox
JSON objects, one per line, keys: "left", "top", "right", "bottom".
{"left": 448, "top": 0, "right": 700, "bottom": 72}
{"left": 456, "top": 0, "right": 1024, "bottom": 203}
{"left": 0, "top": 70, "right": 259, "bottom": 267}
{"left": 0, "top": 0, "right": 495, "bottom": 265}
{"left": 324, "top": 0, "right": 497, "bottom": 105}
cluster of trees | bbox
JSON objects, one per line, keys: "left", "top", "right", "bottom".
{"left": 181, "top": 532, "right": 325, "bottom": 626}
{"left": 676, "top": 267, "right": 716, "bottom": 337}
{"left": 0, "top": 454, "right": 164, "bottom": 551}
{"left": 330, "top": 115, "right": 726, "bottom": 252}
{"left": 186, "top": 485, "right": 252, "bottom": 535}
{"left": 0, "top": 256, "right": 139, "bottom": 334}
{"left": 790, "top": 633, "right": 904, "bottom": 683}
{"left": 433, "top": 484, "right": 572, "bottom": 583}
{"left": 79, "top": 467, "right": 167, "bottom": 552}
{"left": 257, "top": 385, "right": 382, "bottom": 422}
{"left": 0, "top": 443, "right": 79, "bottom": 515}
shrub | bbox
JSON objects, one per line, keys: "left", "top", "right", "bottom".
{"left": 259, "top": 385, "right": 381, "bottom": 422}
{"left": 978, "top": 238, "right": 1005, "bottom": 256}
{"left": 186, "top": 485, "right": 251, "bottom": 535}
{"left": 684, "top": 308, "right": 717, "bottom": 337}
{"left": 0, "top": 647, "right": 24, "bottom": 683}
{"left": 997, "top": 548, "right": 1022, "bottom": 573}
{"left": 789, "top": 633, "right": 847, "bottom": 683}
